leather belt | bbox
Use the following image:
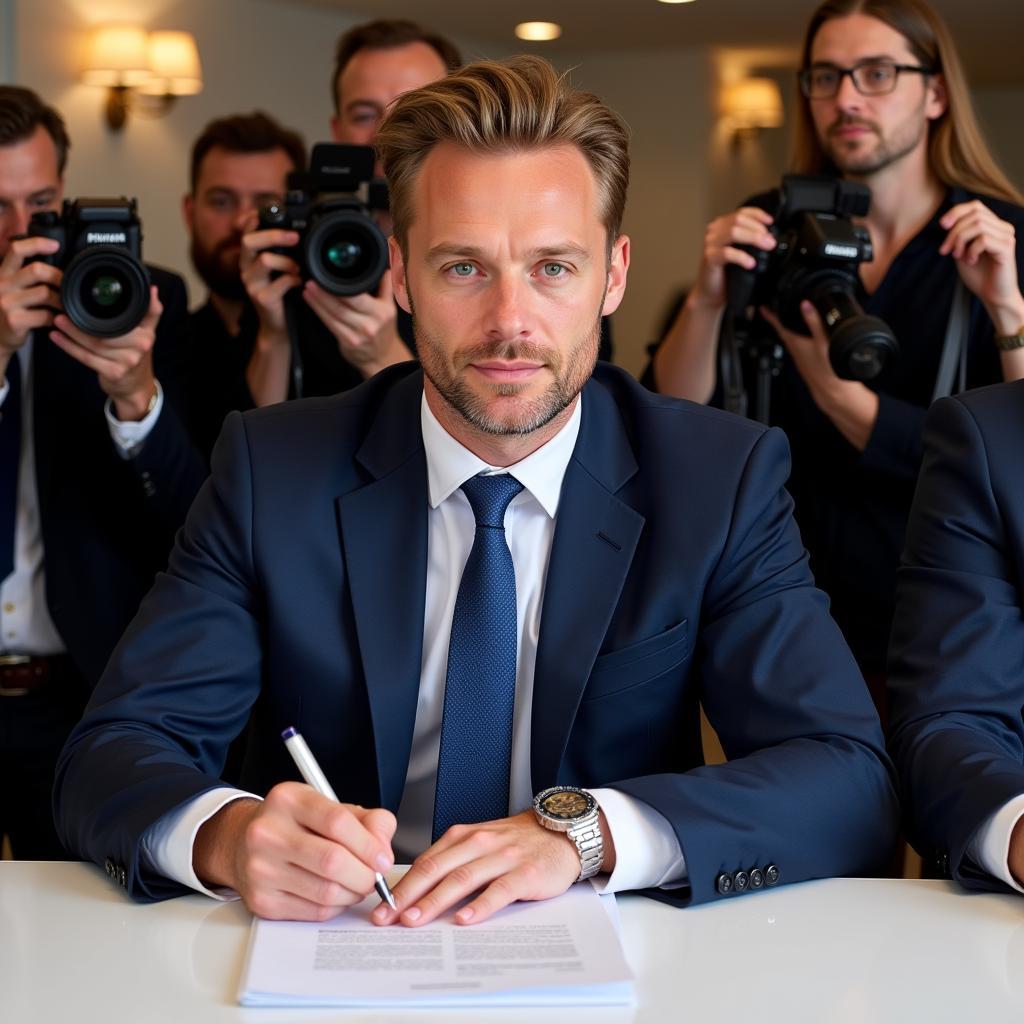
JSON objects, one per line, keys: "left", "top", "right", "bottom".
{"left": 0, "top": 654, "right": 55, "bottom": 696}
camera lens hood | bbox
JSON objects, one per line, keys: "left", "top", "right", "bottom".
{"left": 61, "top": 247, "right": 150, "bottom": 338}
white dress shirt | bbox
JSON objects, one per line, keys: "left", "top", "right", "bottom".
{"left": 971, "top": 795, "right": 1024, "bottom": 893}
{"left": 143, "top": 391, "right": 687, "bottom": 898}
{"left": 0, "top": 339, "right": 163, "bottom": 652}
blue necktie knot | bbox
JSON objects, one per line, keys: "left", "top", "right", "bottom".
{"left": 460, "top": 473, "right": 523, "bottom": 529}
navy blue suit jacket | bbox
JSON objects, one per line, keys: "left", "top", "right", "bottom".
{"left": 34, "top": 265, "right": 206, "bottom": 685}
{"left": 55, "top": 363, "right": 897, "bottom": 903}
{"left": 889, "top": 380, "right": 1024, "bottom": 889}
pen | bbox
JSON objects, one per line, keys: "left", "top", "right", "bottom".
{"left": 281, "top": 726, "right": 397, "bottom": 911}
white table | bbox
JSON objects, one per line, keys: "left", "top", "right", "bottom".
{"left": 2, "top": 862, "right": 1022, "bottom": 1022}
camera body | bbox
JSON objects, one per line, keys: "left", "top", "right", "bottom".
{"left": 258, "top": 143, "right": 388, "bottom": 298}
{"left": 27, "top": 197, "right": 150, "bottom": 338}
{"left": 726, "top": 174, "right": 899, "bottom": 381}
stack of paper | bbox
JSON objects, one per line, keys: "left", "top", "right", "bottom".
{"left": 238, "top": 880, "right": 635, "bottom": 1008}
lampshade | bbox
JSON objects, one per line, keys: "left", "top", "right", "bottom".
{"left": 138, "top": 31, "right": 203, "bottom": 96}
{"left": 722, "top": 78, "right": 784, "bottom": 130}
{"left": 81, "top": 25, "right": 152, "bottom": 88}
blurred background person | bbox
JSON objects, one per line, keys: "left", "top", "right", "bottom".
{"left": 646, "top": 0, "right": 1024, "bottom": 714}
{"left": 0, "top": 86, "right": 204, "bottom": 858}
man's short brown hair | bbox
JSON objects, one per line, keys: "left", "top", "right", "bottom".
{"left": 0, "top": 86, "right": 70, "bottom": 175}
{"left": 331, "top": 19, "right": 462, "bottom": 115}
{"left": 189, "top": 112, "right": 306, "bottom": 193}
{"left": 376, "top": 55, "right": 630, "bottom": 256}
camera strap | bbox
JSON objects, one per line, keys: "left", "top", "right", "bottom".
{"left": 931, "top": 280, "right": 970, "bottom": 402}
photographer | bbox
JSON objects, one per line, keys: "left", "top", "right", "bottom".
{"left": 240, "top": 20, "right": 461, "bottom": 408}
{"left": 183, "top": 112, "right": 307, "bottom": 456}
{"left": 0, "top": 87, "right": 205, "bottom": 857}
{"left": 648, "top": 0, "right": 1024, "bottom": 699}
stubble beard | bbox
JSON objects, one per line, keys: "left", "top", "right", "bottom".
{"left": 412, "top": 299, "right": 602, "bottom": 438}
{"left": 822, "top": 101, "right": 929, "bottom": 177}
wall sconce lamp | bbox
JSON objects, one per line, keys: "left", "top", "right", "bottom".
{"left": 721, "top": 77, "right": 783, "bottom": 145}
{"left": 82, "top": 26, "right": 203, "bottom": 131}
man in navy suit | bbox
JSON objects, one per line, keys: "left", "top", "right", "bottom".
{"left": 889, "top": 379, "right": 1024, "bottom": 892}
{"left": 0, "top": 87, "right": 205, "bottom": 858}
{"left": 55, "top": 56, "right": 897, "bottom": 921}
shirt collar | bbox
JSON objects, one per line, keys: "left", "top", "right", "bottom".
{"left": 420, "top": 391, "right": 582, "bottom": 519}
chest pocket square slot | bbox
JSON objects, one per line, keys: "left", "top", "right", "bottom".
{"left": 584, "top": 618, "right": 690, "bottom": 702}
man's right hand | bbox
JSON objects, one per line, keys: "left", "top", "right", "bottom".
{"left": 688, "top": 206, "right": 776, "bottom": 312}
{"left": 193, "top": 783, "right": 396, "bottom": 920}
{"left": 0, "top": 236, "right": 62, "bottom": 376}
{"left": 239, "top": 223, "right": 302, "bottom": 339}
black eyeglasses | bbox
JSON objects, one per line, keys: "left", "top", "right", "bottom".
{"left": 798, "top": 61, "right": 936, "bottom": 99}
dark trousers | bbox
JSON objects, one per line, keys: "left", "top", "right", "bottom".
{"left": 0, "top": 657, "right": 88, "bottom": 859}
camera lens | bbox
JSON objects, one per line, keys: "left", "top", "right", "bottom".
{"left": 305, "top": 207, "right": 388, "bottom": 297}
{"left": 62, "top": 248, "right": 150, "bottom": 338}
{"left": 809, "top": 282, "right": 900, "bottom": 381}
{"left": 324, "top": 239, "right": 363, "bottom": 273}
{"left": 85, "top": 272, "right": 126, "bottom": 312}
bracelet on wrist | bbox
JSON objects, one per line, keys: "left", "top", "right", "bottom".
{"left": 994, "top": 326, "right": 1024, "bottom": 352}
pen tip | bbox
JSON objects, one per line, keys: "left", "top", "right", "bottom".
{"left": 281, "top": 726, "right": 298, "bottom": 740}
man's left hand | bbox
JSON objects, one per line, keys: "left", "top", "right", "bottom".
{"left": 371, "top": 810, "right": 581, "bottom": 927}
{"left": 940, "top": 200, "right": 1024, "bottom": 334}
{"left": 302, "top": 269, "right": 413, "bottom": 379}
{"left": 761, "top": 301, "right": 879, "bottom": 452}
{"left": 50, "top": 284, "right": 161, "bottom": 421}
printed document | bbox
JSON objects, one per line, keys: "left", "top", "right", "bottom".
{"left": 238, "top": 879, "right": 634, "bottom": 1007}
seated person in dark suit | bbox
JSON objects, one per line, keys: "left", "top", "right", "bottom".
{"left": 55, "top": 56, "right": 897, "bottom": 922}
{"left": 889, "top": 378, "right": 1024, "bottom": 891}
{"left": 0, "top": 86, "right": 205, "bottom": 858}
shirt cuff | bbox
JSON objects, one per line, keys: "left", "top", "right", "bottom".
{"left": 967, "top": 793, "right": 1024, "bottom": 894}
{"left": 105, "top": 380, "right": 164, "bottom": 458}
{"left": 140, "top": 787, "right": 262, "bottom": 900}
{"left": 588, "top": 787, "right": 687, "bottom": 894}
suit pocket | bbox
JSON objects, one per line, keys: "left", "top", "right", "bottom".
{"left": 583, "top": 618, "right": 690, "bottom": 702}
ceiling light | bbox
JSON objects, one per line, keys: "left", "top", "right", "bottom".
{"left": 514, "top": 22, "right": 562, "bottom": 42}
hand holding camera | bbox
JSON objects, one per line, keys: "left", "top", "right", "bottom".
{"left": 688, "top": 205, "right": 777, "bottom": 313}
{"left": 0, "top": 235, "right": 62, "bottom": 370}
{"left": 50, "top": 285, "right": 161, "bottom": 421}
{"left": 242, "top": 143, "right": 409, "bottom": 392}
{"left": 3, "top": 197, "right": 161, "bottom": 419}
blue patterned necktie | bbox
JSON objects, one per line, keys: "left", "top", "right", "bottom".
{"left": 0, "top": 353, "right": 21, "bottom": 583}
{"left": 432, "top": 472, "right": 524, "bottom": 842}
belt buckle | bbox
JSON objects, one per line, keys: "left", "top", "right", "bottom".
{"left": 0, "top": 654, "right": 34, "bottom": 697}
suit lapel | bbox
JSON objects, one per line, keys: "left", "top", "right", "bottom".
{"left": 531, "top": 379, "right": 645, "bottom": 790}
{"left": 338, "top": 371, "right": 429, "bottom": 812}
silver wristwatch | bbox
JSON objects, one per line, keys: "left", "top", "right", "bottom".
{"left": 533, "top": 786, "right": 603, "bottom": 882}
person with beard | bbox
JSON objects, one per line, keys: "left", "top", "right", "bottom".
{"left": 54, "top": 56, "right": 896, "bottom": 918}
{"left": 183, "top": 113, "right": 307, "bottom": 457}
{"left": 645, "top": 0, "right": 1024, "bottom": 714}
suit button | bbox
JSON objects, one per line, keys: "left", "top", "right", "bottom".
{"left": 104, "top": 858, "right": 115, "bottom": 877}
{"left": 749, "top": 867, "right": 764, "bottom": 889}
{"left": 733, "top": 870, "right": 749, "bottom": 893}
{"left": 118, "top": 866, "right": 127, "bottom": 888}
{"left": 716, "top": 872, "right": 734, "bottom": 895}
{"left": 765, "top": 863, "right": 780, "bottom": 886}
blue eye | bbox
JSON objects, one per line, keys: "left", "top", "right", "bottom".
{"left": 451, "top": 263, "right": 475, "bottom": 277}
{"left": 542, "top": 263, "right": 566, "bottom": 277}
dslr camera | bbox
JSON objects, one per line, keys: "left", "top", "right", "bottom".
{"left": 26, "top": 197, "right": 150, "bottom": 337}
{"left": 259, "top": 143, "right": 388, "bottom": 297}
{"left": 725, "top": 174, "right": 898, "bottom": 381}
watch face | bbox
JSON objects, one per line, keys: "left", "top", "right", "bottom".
{"left": 540, "top": 789, "right": 593, "bottom": 820}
